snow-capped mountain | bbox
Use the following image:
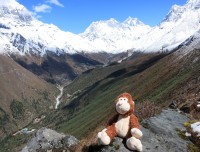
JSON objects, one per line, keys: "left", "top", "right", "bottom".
{"left": 0, "top": 0, "right": 97, "bottom": 55}
{"left": 80, "top": 17, "right": 151, "bottom": 52}
{"left": 0, "top": 0, "right": 200, "bottom": 55}
{"left": 140, "top": 0, "right": 200, "bottom": 51}
{"left": 81, "top": 0, "right": 200, "bottom": 52}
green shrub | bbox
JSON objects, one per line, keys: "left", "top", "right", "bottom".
{"left": 175, "top": 128, "right": 188, "bottom": 140}
{"left": 188, "top": 143, "right": 200, "bottom": 152}
{"left": 0, "top": 107, "right": 9, "bottom": 126}
{"left": 10, "top": 100, "right": 24, "bottom": 119}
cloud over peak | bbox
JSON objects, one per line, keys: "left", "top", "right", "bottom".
{"left": 33, "top": 0, "right": 64, "bottom": 14}
{"left": 46, "top": 0, "right": 64, "bottom": 7}
{"left": 33, "top": 4, "right": 52, "bottom": 13}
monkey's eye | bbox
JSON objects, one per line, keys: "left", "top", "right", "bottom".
{"left": 119, "top": 97, "right": 123, "bottom": 101}
{"left": 119, "top": 97, "right": 128, "bottom": 102}
{"left": 123, "top": 98, "right": 128, "bottom": 102}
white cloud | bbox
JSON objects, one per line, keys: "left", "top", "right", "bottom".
{"left": 31, "top": 0, "right": 64, "bottom": 16}
{"left": 33, "top": 4, "right": 52, "bottom": 13}
{"left": 46, "top": 0, "right": 64, "bottom": 7}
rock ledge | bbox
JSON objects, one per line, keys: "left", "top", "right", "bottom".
{"left": 21, "top": 127, "right": 79, "bottom": 152}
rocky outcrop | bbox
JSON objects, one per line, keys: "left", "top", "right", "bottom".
{"left": 21, "top": 127, "right": 79, "bottom": 152}
{"left": 88, "top": 109, "right": 191, "bottom": 152}
{"left": 141, "top": 109, "right": 190, "bottom": 152}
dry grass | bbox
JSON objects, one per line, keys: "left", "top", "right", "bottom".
{"left": 135, "top": 100, "right": 161, "bottom": 119}
{"left": 72, "top": 127, "right": 101, "bottom": 152}
{"left": 0, "top": 55, "right": 57, "bottom": 138}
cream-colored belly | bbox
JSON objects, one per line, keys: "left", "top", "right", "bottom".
{"left": 115, "top": 116, "right": 130, "bottom": 137}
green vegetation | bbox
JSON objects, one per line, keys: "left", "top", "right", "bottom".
{"left": 183, "top": 120, "right": 197, "bottom": 129}
{"left": 57, "top": 53, "right": 170, "bottom": 138}
{"left": 31, "top": 99, "right": 40, "bottom": 113}
{"left": 183, "top": 120, "right": 200, "bottom": 150}
{"left": 114, "top": 144, "right": 120, "bottom": 150}
{"left": 175, "top": 128, "right": 188, "bottom": 140}
{"left": 0, "top": 107, "right": 9, "bottom": 127}
{"left": 10, "top": 100, "right": 24, "bottom": 119}
{"left": 56, "top": 51, "right": 200, "bottom": 140}
{"left": 141, "top": 121, "right": 150, "bottom": 129}
{"left": 42, "top": 90, "right": 49, "bottom": 101}
{"left": 146, "top": 68, "right": 192, "bottom": 101}
{"left": 58, "top": 83, "right": 121, "bottom": 138}
{"left": 0, "top": 50, "right": 199, "bottom": 151}
{"left": 0, "top": 134, "right": 32, "bottom": 152}
{"left": 188, "top": 143, "right": 200, "bottom": 152}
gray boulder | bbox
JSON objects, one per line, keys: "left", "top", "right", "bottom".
{"left": 141, "top": 109, "right": 190, "bottom": 152}
{"left": 21, "top": 127, "right": 79, "bottom": 152}
{"left": 88, "top": 109, "right": 191, "bottom": 152}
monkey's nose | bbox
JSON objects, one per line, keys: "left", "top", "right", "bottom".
{"left": 118, "top": 103, "right": 122, "bottom": 106}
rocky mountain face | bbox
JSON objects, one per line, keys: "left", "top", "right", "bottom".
{"left": 11, "top": 52, "right": 104, "bottom": 84}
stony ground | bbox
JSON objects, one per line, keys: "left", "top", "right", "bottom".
{"left": 89, "top": 109, "right": 192, "bottom": 152}
{"left": 21, "top": 127, "right": 79, "bottom": 152}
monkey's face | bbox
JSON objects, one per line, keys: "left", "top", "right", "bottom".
{"left": 116, "top": 97, "right": 130, "bottom": 114}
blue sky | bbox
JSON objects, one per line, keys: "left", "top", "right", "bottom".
{"left": 18, "top": 0, "right": 187, "bottom": 34}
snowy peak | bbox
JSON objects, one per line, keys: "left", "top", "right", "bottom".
{"left": 104, "top": 18, "right": 119, "bottom": 26}
{"left": 0, "top": 0, "right": 33, "bottom": 24}
{"left": 144, "top": 0, "right": 200, "bottom": 52}
{"left": 81, "top": 17, "right": 151, "bottom": 38}
{"left": 123, "top": 17, "right": 145, "bottom": 26}
{"left": 80, "top": 17, "right": 151, "bottom": 52}
{"left": 82, "top": 18, "right": 119, "bottom": 34}
{"left": 162, "top": 4, "right": 185, "bottom": 22}
{"left": 163, "top": 0, "right": 200, "bottom": 23}
{"left": 85, "top": 17, "right": 147, "bottom": 31}
{"left": 83, "top": 17, "right": 148, "bottom": 33}
{"left": 186, "top": 0, "right": 200, "bottom": 9}
{"left": 0, "top": 0, "right": 200, "bottom": 55}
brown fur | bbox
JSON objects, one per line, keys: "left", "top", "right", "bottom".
{"left": 106, "top": 123, "right": 117, "bottom": 139}
{"left": 106, "top": 92, "right": 140, "bottom": 140}
{"left": 108, "top": 114, "right": 119, "bottom": 126}
{"left": 130, "top": 114, "right": 140, "bottom": 129}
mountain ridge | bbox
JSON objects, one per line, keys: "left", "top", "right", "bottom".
{"left": 0, "top": 0, "right": 200, "bottom": 55}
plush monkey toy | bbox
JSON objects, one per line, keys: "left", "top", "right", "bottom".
{"left": 97, "top": 92, "right": 143, "bottom": 151}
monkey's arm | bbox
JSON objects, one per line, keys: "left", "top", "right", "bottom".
{"left": 130, "top": 114, "right": 140, "bottom": 129}
{"left": 129, "top": 114, "right": 142, "bottom": 139}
